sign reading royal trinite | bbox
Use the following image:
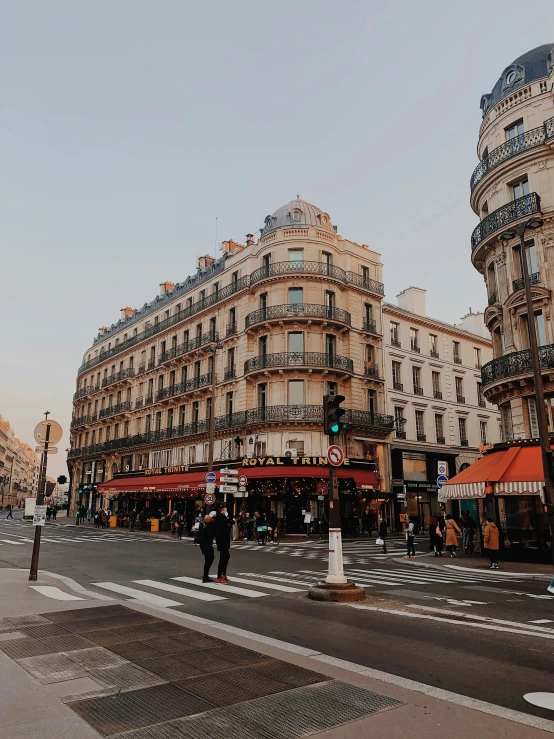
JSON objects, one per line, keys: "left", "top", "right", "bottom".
{"left": 144, "top": 465, "right": 189, "bottom": 476}
{"left": 241, "top": 456, "right": 350, "bottom": 467}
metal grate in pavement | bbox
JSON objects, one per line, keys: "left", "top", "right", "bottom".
{"left": 87, "top": 663, "right": 167, "bottom": 692}
{"left": 65, "top": 613, "right": 163, "bottom": 634}
{"left": 107, "top": 681, "right": 403, "bottom": 739}
{"left": 67, "top": 683, "right": 211, "bottom": 736}
{"left": 240, "top": 659, "right": 327, "bottom": 688}
{"left": 16, "top": 652, "right": 88, "bottom": 684}
{"left": 42, "top": 605, "right": 136, "bottom": 624}
{"left": 0, "top": 614, "right": 50, "bottom": 632}
{"left": 136, "top": 656, "right": 204, "bottom": 681}
{"left": 19, "top": 623, "right": 70, "bottom": 639}
{"left": 175, "top": 674, "right": 261, "bottom": 708}
{"left": 107, "top": 640, "right": 162, "bottom": 662}
{"left": 66, "top": 647, "right": 127, "bottom": 670}
{"left": 0, "top": 633, "right": 93, "bottom": 659}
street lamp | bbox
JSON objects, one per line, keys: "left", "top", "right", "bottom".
{"left": 499, "top": 217, "right": 554, "bottom": 565}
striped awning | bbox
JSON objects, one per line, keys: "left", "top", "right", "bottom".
{"left": 442, "top": 443, "right": 545, "bottom": 500}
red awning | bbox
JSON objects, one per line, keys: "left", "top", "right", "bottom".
{"left": 237, "top": 465, "right": 378, "bottom": 489}
{"left": 97, "top": 472, "right": 208, "bottom": 495}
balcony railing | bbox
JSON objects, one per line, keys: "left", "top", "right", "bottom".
{"left": 156, "top": 373, "right": 213, "bottom": 401}
{"left": 244, "top": 352, "right": 354, "bottom": 374}
{"left": 224, "top": 366, "right": 236, "bottom": 381}
{"left": 73, "top": 385, "right": 100, "bottom": 401}
{"left": 417, "top": 434, "right": 426, "bottom": 442}
{"left": 470, "top": 117, "right": 554, "bottom": 192}
{"left": 145, "top": 394, "right": 154, "bottom": 405}
{"left": 101, "top": 368, "right": 135, "bottom": 389}
{"left": 478, "top": 399, "right": 486, "bottom": 408}
{"left": 413, "top": 387, "right": 423, "bottom": 396}
{"left": 395, "top": 430, "right": 406, "bottom": 439}
{"left": 363, "top": 318, "right": 378, "bottom": 333}
{"left": 249, "top": 261, "right": 384, "bottom": 296}
{"left": 436, "top": 436, "right": 446, "bottom": 444}
{"left": 471, "top": 193, "right": 541, "bottom": 251}
{"left": 430, "top": 350, "right": 439, "bottom": 359}
{"left": 488, "top": 292, "right": 497, "bottom": 306}
{"left": 456, "top": 395, "right": 465, "bottom": 404}
{"left": 67, "top": 405, "right": 395, "bottom": 459}
{"left": 226, "top": 323, "right": 237, "bottom": 337}
{"left": 391, "top": 338, "right": 401, "bottom": 348}
{"left": 245, "top": 304, "right": 352, "bottom": 329}
{"left": 364, "top": 365, "right": 380, "bottom": 378}
{"left": 98, "top": 402, "right": 131, "bottom": 419}
{"left": 158, "top": 331, "right": 218, "bottom": 365}
{"left": 512, "top": 272, "right": 540, "bottom": 293}
{"left": 433, "top": 391, "right": 442, "bottom": 400}
{"left": 410, "top": 342, "right": 420, "bottom": 353}
{"left": 393, "top": 382, "right": 403, "bottom": 391}
{"left": 454, "top": 356, "right": 462, "bottom": 365}
{"left": 70, "top": 414, "right": 97, "bottom": 429}
{"left": 481, "top": 342, "right": 554, "bottom": 389}
{"left": 135, "top": 397, "right": 143, "bottom": 409}
{"left": 461, "top": 439, "right": 469, "bottom": 447}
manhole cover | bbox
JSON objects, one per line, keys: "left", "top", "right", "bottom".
{"left": 0, "top": 634, "right": 93, "bottom": 659}
{"left": 67, "top": 683, "right": 211, "bottom": 736}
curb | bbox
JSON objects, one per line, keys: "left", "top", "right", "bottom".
{"left": 391, "top": 556, "right": 552, "bottom": 583}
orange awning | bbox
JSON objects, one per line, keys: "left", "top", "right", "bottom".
{"left": 442, "top": 444, "right": 545, "bottom": 499}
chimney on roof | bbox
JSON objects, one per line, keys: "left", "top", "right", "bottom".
{"left": 397, "top": 287, "right": 427, "bottom": 317}
{"left": 120, "top": 307, "right": 134, "bottom": 319}
{"left": 159, "top": 282, "right": 175, "bottom": 297}
{"left": 221, "top": 239, "right": 245, "bottom": 254}
{"left": 197, "top": 255, "right": 215, "bottom": 270}
{"left": 98, "top": 326, "right": 108, "bottom": 335}
{"left": 246, "top": 234, "right": 255, "bottom": 246}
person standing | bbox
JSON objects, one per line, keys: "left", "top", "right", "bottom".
{"left": 445, "top": 514, "right": 462, "bottom": 557}
{"left": 129, "top": 509, "right": 137, "bottom": 532}
{"left": 170, "top": 510, "right": 179, "bottom": 536}
{"left": 86, "top": 507, "right": 93, "bottom": 525}
{"left": 199, "top": 514, "right": 216, "bottom": 582}
{"left": 177, "top": 513, "right": 185, "bottom": 540}
{"left": 462, "top": 511, "right": 476, "bottom": 554}
{"left": 52, "top": 506, "right": 57, "bottom": 521}
{"left": 139, "top": 509, "right": 147, "bottom": 531}
{"left": 406, "top": 519, "right": 416, "bottom": 557}
{"left": 378, "top": 516, "right": 388, "bottom": 554}
{"left": 6, "top": 504, "right": 13, "bottom": 520}
{"left": 483, "top": 517, "right": 500, "bottom": 569}
{"left": 214, "top": 506, "right": 231, "bottom": 583}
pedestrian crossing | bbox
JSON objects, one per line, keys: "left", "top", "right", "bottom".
{"left": 0, "top": 529, "right": 172, "bottom": 547}
{"left": 230, "top": 538, "right": 417, "bottom": 564}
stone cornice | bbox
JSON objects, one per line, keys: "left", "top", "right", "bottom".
{"left": 383, "top": 304, "right": 492, "bottom": 346}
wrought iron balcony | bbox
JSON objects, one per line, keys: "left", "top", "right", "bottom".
{"left": 363, "top": 318, "right": 378, "bottom": 333}
{"left": 481, "top": 342, "right": 554, "bottom": 389}
{"left": 470, "top": 119, "right": 554, "bottom": 192}
{"left": 433, "top": 391, "right": 442, "bottom": 400}
{"left": 391, "top": 338, "right": 401, "bottom": 348}
{"left": 395, "top": 430, "right": 406, "bottom": 439}
{"left": 471, "top": 193, "right": 541, "bottom": 251}
{"left": 156, "top": 373, "right": 212, "bottom": 401}
{"left": 99, "top": 402, "right": 131, "bottom": 419}
{"left": 488, "top": 292, "right": 498, "bottom": 306}
{"left": 461, "top": 439, "right": 469, "bottom": 447}
{"left": 73, "top": 385, "right": 100, "bottom": 401}
{"left": 147, "top": 360, "right": 156, "bottom": 370}
{"left": 70, "top": 415, "right": 97, "bottom": 429}
{"left": 145, "top": 394, "right": 154, "bottom": 405}
{"left": 244, "top": 352, "right": 354, "bottom": 375}
{"left": 226, "top": 323, "right": 237, "bottom": 337}
{"left": 454, "top": 356, "right": 462, "bottom": 365}
{"left": 223, "top": 366, "right": 236, "bottom": 381}
{"left": 249, "top": 260, "right": 385, "bottom": 296}
{"left": 430, "top": 350, "right": 439, "bottom": 359}
{"left": 456, "top": 395, "right": 465, "bottom": 404}
{"left": 417, "top": 434, "right": 426, "bottom": 442}
{"left": 101, "top": 368, "right": 135, "bottom": 389}
{"left": 364, "top": 365, "right": 380, "bottom": 378}
{"left": 158, "top": 331, "right": 218, "bottom": 365}
{"left": 410, "top": 342, "right": 420, "bottom": 353}
{"left": 512, "top": 272, "right": 540, "bottom": 293}
{"left": 245, "top": 304, "right": 352, "bottom": 329}
{"left": 478, "top": 399, "right": 486, "bottom": 408}
{"left": 393, "top": 382, "right": 403, "bottom": 391}
{"left": 134, "top": 397, "right": 143, "bottom": 409}
{"left": 413, "top": 387, "right": 423, "bottom": 396}
{"left": 436, "top": 436, "right": 446, "bottom": 444}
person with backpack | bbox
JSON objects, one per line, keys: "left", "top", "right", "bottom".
{"left": 197, "top": 513, "right": 216, "bottom": 583}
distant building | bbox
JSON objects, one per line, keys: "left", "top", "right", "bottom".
{"left": 0, "top": 415, "right": 40, "bottom": 506}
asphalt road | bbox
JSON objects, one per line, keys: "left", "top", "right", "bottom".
{"left": 1, "top": 511, "right": 553, "bottom": 721}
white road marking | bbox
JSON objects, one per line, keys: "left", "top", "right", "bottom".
{"left": 29, "top": 586, "right": 84, "bottom": 601}
{"left": 173, "top": 575, "right": 267, "bottom": 598}
{"left": 91, "top": 582, "right": 182, "bottom": 607}
{"left": 241, "top": 572, "right": 320, "bottom": 586}
{"left": 524, "top": 693, "right": 554, "bottom": 711}
{"left": 133, "top": 579, "right": 226, "bottom": 601}
{"left": 529, "top": 619, "right": 554, "bottom": 624}
{"left": 0, "top": 539, "right": 25, "bottom": 545}
{"left": 299, "top": 569, "right": 416, "bottom": 587}
{"left": 227, "top": 576, "right": 306, "bottom": 592}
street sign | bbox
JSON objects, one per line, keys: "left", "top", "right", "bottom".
{"left": 205, "top": 483, "right": 215, "bottom": 495}
{"left": 233, "top": 492, "right": 248, "bottom": 498}
{"left": 34, "top": 420, "right": 63, "bottom": 446}
{"left": 239, "top": 475, "right": 247, "bottom": 487}
{"left": 33, "top": 505, "right": 47, "bottom": 527}
{"left": 220, "top": 475, "right": 239, "bottom": 483}
{"left": 219, "top": 484, "right": 238, "bottom": 494}
{"left": 238, "top": 486, "right": 247, "bottom": 492}
{"left": 204, "top": 492, "right": 216, "bottom": 505}
{"left": 437, "top": 460, "right": 448, "bottom": 476}
{"left": 205, "top": 471, "right": 217, "bottom": 484}
{"left": 318, "top": 495, "right": 325, "bottom": 501}
{"left": 220, "top": 468, "right": 239, "bottom": 476}
{"left": 437, "top": 474, "right": 449, "bottom": 489}
{"left": 36, "top": 446, "right": 58, "bottom": 454}
{"left": 327, "top": 445, "right": 344, "bottom": 467}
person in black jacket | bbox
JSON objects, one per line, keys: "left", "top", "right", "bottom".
{"left": 199, "top": 514, "right": 216, "bottom": 583}
{"left": 378, "top": 516, "right": 388, "bottom": 553}
{"left": 214, "top": 507, "right": 231, "bottom": 583}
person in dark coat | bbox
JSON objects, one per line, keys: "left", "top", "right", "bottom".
{"left": 378, "top": 517, "right": 388, "bottom": 553}
{"left": 199, "top": 514, "right": 216, "bottom": 582}
{"left": 129, "top": 509, "right": 137, "bottom": 532}
{"left": 214, "top": 507, "right": 231, "bottom": 583}
{"left": 177, "top": 513, "right": 185, "bottom": 540}
{"left": 138, "top": 509, "right": 147, "bottom": 530}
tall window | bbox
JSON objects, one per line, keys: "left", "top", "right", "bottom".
{"left": 257, "top": 383, "right": 267, "bottom": 409}
{"left": 155, "top": 412, "right": 162, "bottom": 432}
{"left": 394, "top": 406, "right": 405, "bottom": 437}
{"left": 325, "top": 291, "right": 335, "bottom": 313}
{"left": 415, "top": 410, "right": 425, "bottom": 440}
{"left": 392, "top": 361, "right": 402, "bottom": 390}
{"left": 512, "top": 177, "right": 529, "bottom": 200}
{"left": 361, "top": 265, "right": 370, "bottom": 283}
{"left": 288, "top": 379, "right": 305, "bottom": 405}
{"left": 527, "top": 397, "right": 539, "bottom": 437}
{"left": 479, "top": 421, "right": 488, "bottom": 445}
{"left": 474, "top": 347, "right": 482, "bottom": 369}
{"left": 259, "top": 335, "right": 267, "bottom": 358}
{"left": 178, "top": 405, "right": 186, "bottom": 427}
{"left": 429, "top": 334, "right": 438, "bottom": 357}
{"left": 412, "top": 365, "right": 422, "bottom": 394}
{"left": 458, "top": 417, "right": 468, "bottom": 444}
{"left": 390, "top": 322, "right": 400, "bottom": 347}
{"left": 288, "top": 332, "right": 304, "bottom": 353}
{"left": 435, "top": 414, "right": 444, "bottom": 443}
{"left": 289, "top": 249, "right": 303, "bottom": 264}
{"left": 368, "top": 389, "right": 377, "bottom": 416}
{"left": 288, "top": 287, "right": 303, "bottom": 305}
{"left": 364, "top": 303, "right": 374, "bottom": 329}
{"left": 432, "top": 371, "right": 441, "bottom": 398}
{"left": 455, "top": 376, "right": 464, "bottom": 403}
{"left": 501, "top": 405, "right": 513, "bottom": 441}
{"left": 192, "top": 401, "right": 199, "bottom": 426}
{"left": 326, "top": 334, "right": 336, "bottom": 357}
{"left": 477, "top": 382, "right": 485, "bottom": 406}
{"left": 167, "top": 408, "right": 173, "bottom": 430}
{"left": 410, "top": 328, "right": 419, "bottom": 352}
{"left": 226, "top": 391, "right": 234, "bottom": 417}
{"left": 452, "top": 341, "right": 461, "bottom": 364}
{"left": 262, "top": 254, "right": 271, "bottom": 271}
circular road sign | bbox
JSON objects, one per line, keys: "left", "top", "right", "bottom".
{"left": 239, "top": 475, "right": 247, "bottom": 487}
{"left": 437, "top": 474, "right": 449, "bottom": 489}
{"left": 327, "top": 445, "right": 344, "bottom": 467}
{"left": 205, "top": 471, "right": 217, "bottom": 484}
{"left": 204, "top": 492, "right": 216, "bottom": 506}
{"left": 34, "top": 420, "right": 63, "bottom": 446}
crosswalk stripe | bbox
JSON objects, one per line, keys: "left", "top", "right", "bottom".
{"left": 267, "top": 571, "right": 373, "bottom": 589}
{"left": 227, "top": 576, "right": 306, "bottom": 592}
{"left": 298, "top": 569, "right": 409, "bottom": 586}
{"left": 0, "top": 539, "right": 25, "bottom": 545}
{"left": 345, "top": 569, "right": 459, "bottom": 584}
{"left": 30, "top": 586, "right": 84, "bottom": 601}
{"left": 172, "top": 576, "right": 267, "bottom": 598}
{"left": 91, "top": 582, "right": 182, "bottom": 607}
{"left": 133, "top": 579, "right": 226, "bottom": 601}
{"left": 239, "top": 572, "right": 317, "bottom": 586}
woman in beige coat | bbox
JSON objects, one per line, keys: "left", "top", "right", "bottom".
{"left": 444, "top": 514, "right": 462, "bottom": 557}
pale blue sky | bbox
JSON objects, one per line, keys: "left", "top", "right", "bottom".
{"left": 1, "top": 0, "right": 552, "bottom": 476}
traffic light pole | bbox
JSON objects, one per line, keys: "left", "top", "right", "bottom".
{"left": 325, "top": 431, "right": 346, "bottom": 585}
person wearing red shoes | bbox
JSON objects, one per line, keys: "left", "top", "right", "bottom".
{"left": 214, "top": 506, "right": 231, "bottom": 584}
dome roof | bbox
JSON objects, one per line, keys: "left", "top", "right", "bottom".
{"left": 260, "top": 197, "right": 335, "bottom": 237}
{"left": 481, "top": 44, "right": 554, "bottom": 117}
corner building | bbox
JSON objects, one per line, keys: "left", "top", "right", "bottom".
{"left": 443, "top": 45, "right": 554, "bottom": 561}
{"left": 68, "top": 199, "right": 394, "bottom": 533}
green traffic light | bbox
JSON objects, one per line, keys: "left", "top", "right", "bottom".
{"left": 330, "top": 423, "right": 340, "bottom": 433}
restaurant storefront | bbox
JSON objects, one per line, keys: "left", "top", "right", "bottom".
{"left": 97, "top": 456, "right": 382, "bottom": 536}
{"left": 442, "top": 440, "right": 552, "bottom": 563}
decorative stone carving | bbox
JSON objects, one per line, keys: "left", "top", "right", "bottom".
{"left": 496, "top": 250, "right": 506, "bottom": 267}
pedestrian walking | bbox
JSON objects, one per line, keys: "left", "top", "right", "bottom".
{"left": 46, "top": 506, "right": 51, "bottom": 522}
{"left": 445, "top": 514, "right": 462, "bottom": 557}
{"left": 177, "top": 513, "right": 185, "bottom": 540}
{"left": 256, "top": 512, "right": 268, "bottom": 545}
{"left": 139, "top": 509, "right": 147, "bottom": 531}
{"left": 214, "top": 506, "right": 231, "bottom": 583}
{"left": 129, "top": 509, "right": 137, "bottom": 532}
{"left": 6, "top": 504, "right": 13, "bottom": 520}
{"left": 462, "top": 511, "right": 476, "bottom": 554}
{"left": 483, "top": 517, "right": 500, "bottom": 569}
{"left": 170, "top": 510, "right": 179, "bottom": 536}
{"left": 378, "top": 516, "right": 388, "bottom": 553}
{"left": 198, "top": 513, "right": 216, "bottom": 582}
{"left": 86, "top": 507, "right": 92, "bottom": 525}
{"left": 429, "top": 515, "right": 444, "bottom": 556}
{"left": 52, "top": 506, "right": 57, "bottom": 521}
{"left": 406, "top": 520, "right": 416, "bottom": 557}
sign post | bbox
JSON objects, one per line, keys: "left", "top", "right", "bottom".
{"left": 29, "top": 414, "right": 63, "bottom": 581}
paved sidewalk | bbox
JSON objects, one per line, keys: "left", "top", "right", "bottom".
{"left": 393, "top": 552, "right": 554, "bottom": 582}
{"left": 0, "top": 567, "right": 552, "bottom": 737}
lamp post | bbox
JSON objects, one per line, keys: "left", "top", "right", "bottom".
{"left": 499, "top": 217, "right": 554, "bottom": 566}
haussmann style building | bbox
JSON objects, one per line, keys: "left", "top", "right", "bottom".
{"left": 443, "top": 43, "right": 554, "bottom": 562}
{"left": 68, "top": 198, "right": 396, "bottom": 534}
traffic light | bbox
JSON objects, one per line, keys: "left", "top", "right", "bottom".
{"left": 323, "top": 394, "right": 347, "bottom": 435}
{"left": 57, "top": 475, "right": 67, "bottom": 485}
{"left": 78, "top": 484, "right": 84, "bottom": 494}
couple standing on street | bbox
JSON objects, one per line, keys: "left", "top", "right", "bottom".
{"left": 198, "top": 506, "right": 231, "bottom": 583}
